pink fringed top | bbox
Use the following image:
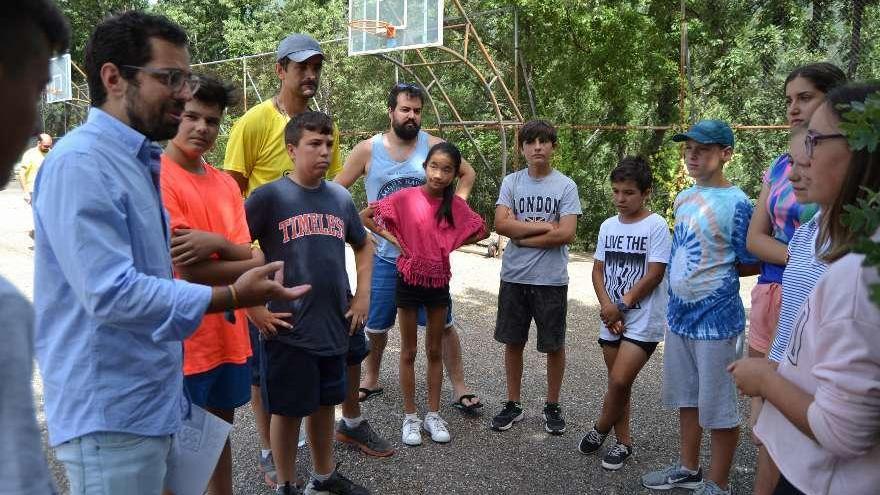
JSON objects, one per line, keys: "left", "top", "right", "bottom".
{"left": 371, "top": 187, "right": 485, "bottom": 288}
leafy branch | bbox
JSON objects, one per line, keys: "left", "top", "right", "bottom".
{"left": 839, "top": 92, "right": 880, "bottom": 307}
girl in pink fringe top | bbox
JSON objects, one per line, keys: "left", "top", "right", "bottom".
{"left": 361, "top": 142, "right": 487, "bottom": 446}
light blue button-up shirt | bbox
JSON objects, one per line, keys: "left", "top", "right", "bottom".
{"left": 32, "top": 108, "right": 213, "bottom": 447}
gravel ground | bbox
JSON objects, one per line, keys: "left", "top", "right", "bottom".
{"left": 0, "top": 182, "right": 759, "bottom": 494}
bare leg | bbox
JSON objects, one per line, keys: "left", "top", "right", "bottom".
{"left": 398, "top": 307, "right": 419, "bottom": 414}
{"left": 754, "top": 446, "right": 780, "bottom": 495}
{"left": 270, "top": 415, "right": 302, "bottom": 486}
{"left": 359, "top": 332, "right": 388, "bottom": 395}
{"left": 546, "top": 347, "right": 566, "bottom": 404}
{"left": 425, "top": 306, "right": 447, "bottom": 411}
{"left": 341, "top": 363, "right": 361, "bottom": 419}
{"left": 595, "top": 341, "right": 650, "bottom": 445}
{"left": 708, "top": 427, "right": 739, "bottom": 491}
{"left": 504, "top": 343, "right": 526, "bottom": 402}
{"left": 307, "top": 406, "right": 336, "bottom": 476}
{"left": 251, "top": 386, "right": 271, "bottom": 450}
{"left": 205, "top": 407, "right": 235, "bottom": 495}
{"left": 680, "top": 407, "right": 702, "bottom": 471}
{"left": 442, "top": 325, "right": 478, "bottom": 406}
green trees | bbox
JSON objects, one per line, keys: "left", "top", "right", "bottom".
{"left": 49, "top": 0, "right": 880, "bottom": 248}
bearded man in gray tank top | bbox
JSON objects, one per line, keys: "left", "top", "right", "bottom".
{"left": 334, "top": 84, "right": 482, "bottom": 416}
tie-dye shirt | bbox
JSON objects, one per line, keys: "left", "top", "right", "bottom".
{"left": 668, "top": 185, "right": 759, "bottom": 340}
{"left": 758, "top": 153, "right": 819, "bottom": 284}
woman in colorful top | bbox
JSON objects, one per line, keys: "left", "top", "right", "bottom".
{"left": 731, "top": 81, "right": 880, "bottom": 495}
{"left": 744, "top": 62, "right": 845, "bottom": 495}
{"left": 361, "top": 142, "right": 487, "bottom": 447}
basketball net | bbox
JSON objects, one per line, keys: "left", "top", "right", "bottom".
{"left": 349, "top": 19, "right": 397, "bottom": 38}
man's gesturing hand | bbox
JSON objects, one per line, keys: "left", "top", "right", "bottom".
{"left": 233, "top": 261, "right": 310, "bottom": 307}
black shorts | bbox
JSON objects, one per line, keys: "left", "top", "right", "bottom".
{"left": 395, "top": 275, "right": 451, "bottom": 309}
{"left": 249, "top": 323, "right": 369, "bottom": 386}
{"left": 494, "top": 281, "right": 567, "bottom": 353}
{"left": 597, "top": 336, "right": 659, "bottom": 358}
{"left": 260, "top": 340, "right": 346, "bottom": 418}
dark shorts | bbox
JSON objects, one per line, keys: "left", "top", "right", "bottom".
{"left": 260, "top": 340, "right": 347, "bottom": 418}
{"left": 366, "top": 256, "right": 454, "bottom": 332}
{"left": 494, "top": 281, "right": 567, "bottom": 353}
{"left": 249, "top": 322, "right": 370, "bottom": 386}
{"left": 184, "top": 363, "right": 251, "bottom": 410}
{"left": 395, "top": 275, "right": 451, "bottom": 308}
{"left": 597, "top": 336, "right": 659, "bottom": 358}
{"left": 247, "top": 322, "right": 262, "bottom": 386}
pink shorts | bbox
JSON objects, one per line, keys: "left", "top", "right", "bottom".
{"left": 748, "top": 282, "right": 782, "bottom": 354}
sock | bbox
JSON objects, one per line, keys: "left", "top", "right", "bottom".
{"left": 311, "top": 469, "right": 333, "bottom": 484}
{"left": 405, "top": 412, "right": 419, "bottom": 421}
{"left": 260, "top": 449, "right": 271, "bottom": 458}
{"left": 680, "top": 464, "right": 699, "bottom": 475}
{"left": 425, "top": 411, "right": 440, "bottom": 419}
{"left": 343, "top": 415, "right": 364, "bottom": 428}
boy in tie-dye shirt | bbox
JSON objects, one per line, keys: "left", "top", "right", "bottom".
{"left": 641, "top": 120, "right": 759, "bottom": 495}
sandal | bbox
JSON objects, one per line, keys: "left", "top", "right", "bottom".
{"left": 452, "top": 394, "right": 483, "bottom": 414}
{"left": 357, "top": 387, "right": 384, "bottom": 402}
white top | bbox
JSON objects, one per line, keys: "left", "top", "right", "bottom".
{"left": 594, "top": 213, "right": 672, "bottom": 342}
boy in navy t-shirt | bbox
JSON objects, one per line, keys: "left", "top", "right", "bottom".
{"left": 246, "top": 112, "right": 373, "bottom": 495}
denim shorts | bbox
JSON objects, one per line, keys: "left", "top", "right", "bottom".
{"left": 661, "top": 331, "right": 741, "bottom": 429}
{"left": 55, "top": 432, "right": 172, "bottom": 495}
{"left": 366, "top": 256, "right": 453, "bottom": 333}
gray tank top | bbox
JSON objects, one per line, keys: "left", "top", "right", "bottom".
{"left": 365, "top": 131, "right": 430, "bottom": 260}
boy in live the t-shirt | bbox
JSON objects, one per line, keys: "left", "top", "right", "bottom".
{"left": 160, "top": 75, "right": 266, "bottom": 495}
{"left": 577, "top": 156, "right": 671, "bottom": 472}
{"left": 245, "top": 111, "right": 373, "bottom": 495}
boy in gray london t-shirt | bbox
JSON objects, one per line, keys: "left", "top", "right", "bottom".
{"left": 490, "top": 120, "right": 582, "bottom": 436}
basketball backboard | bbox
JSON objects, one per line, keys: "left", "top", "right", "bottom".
{"left": 46, "top": 54, "right": 72, "bottom": 103}
{"left": 348, "top": 0, "right": 443, "bottom": 56}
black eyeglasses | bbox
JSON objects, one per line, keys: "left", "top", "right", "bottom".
{"left": 805, "top": 130, "right": 846, "bottom": 158}
{"left": 122, "top": 65, "right": 200, "bottom": 94}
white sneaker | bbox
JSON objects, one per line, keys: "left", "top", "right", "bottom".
{"left": 423, "top": 413, "right": 451, "bottom": 443}
{"left": 401, "top": 416, "right": 422, "bottom": 446}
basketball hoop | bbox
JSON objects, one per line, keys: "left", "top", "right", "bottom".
{"left": 349, "top": 19, "right": 397, "bottom": 38}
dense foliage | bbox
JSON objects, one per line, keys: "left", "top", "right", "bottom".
{"left": 48, "top": 0, "right": 880, "bottom": 249}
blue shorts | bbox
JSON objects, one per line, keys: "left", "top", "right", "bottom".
{"left": 261, "top": 341, "right": 347, "bottom": 418}
{"left": 184, "top": 362, "right": 251, "bottom": 410}
{"left": 249, "top": 322, "right": 370, "bottom": 386}
{"left": 366, "top": 256, "right": 454, "bottom": 333}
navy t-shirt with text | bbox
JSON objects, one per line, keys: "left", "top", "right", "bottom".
{"left": 245, "top": 177, "right": 367, "bottom": 356}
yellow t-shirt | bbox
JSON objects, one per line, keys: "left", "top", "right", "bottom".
{"left": 19, "top": 146, "right": 48, "bottom": 194}
{"left": 223, "top": 98, "right": 343, "bottom": 196}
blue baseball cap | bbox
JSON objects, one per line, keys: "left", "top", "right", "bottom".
{"left": 672, "top": 120, "right": 735, "bottom": 148}
{"left": 276, "top": 33, "right": 323, "bottom": 63}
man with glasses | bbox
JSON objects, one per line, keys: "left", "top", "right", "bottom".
{"left": 335, "top": 83, "right": 481, "bottom": 419}
{"left": 32, "top": 12, "right": 309, "bottom": 493}
{"left": 223, "top": 34, "right": 391, "bottom": 486}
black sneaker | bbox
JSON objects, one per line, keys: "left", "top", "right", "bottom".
{"left": 276, "top": 482, "right": 302, "bottom": 495}
{"left": 577, "top": 425, "right": 608, "bottom": 455}
{"left": 542, "top": 402, "right": 566, "bottom": 435}
{"left": 490, "top": 401, "right": 524, "bottom": 431}
{"left": 601, "top": 441, "right": 632, "bottom": 470}
{"left": 304, "top": 467, "right": 369, "bottom": 495}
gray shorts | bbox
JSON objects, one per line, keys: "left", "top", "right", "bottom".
{"left": 662, "top": 331, "right": 741, "bottom": 429}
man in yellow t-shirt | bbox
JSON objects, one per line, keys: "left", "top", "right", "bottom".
{"left": 17, "top": 133, "right": 53, "bottom": 204}
{"left": 224, "top": 34, "right": 341, "bottom": 196}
